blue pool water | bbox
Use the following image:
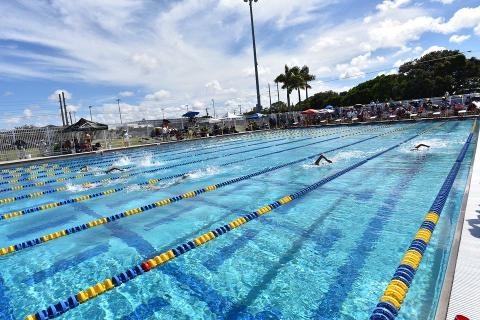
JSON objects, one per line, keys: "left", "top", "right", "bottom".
{"left": 0, "top": 120, "right": 476, "bottom": 320}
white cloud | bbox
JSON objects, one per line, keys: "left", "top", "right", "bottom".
{"left": 144, "top": 90, "right": 171, "bottom": 101}
{"left": 422, "top": 45, "right": 447, "bottom": 56}
{"left": 449, "top": 34, "right": 471, "bottom": 43}
{"left": 48, "top": 89, "right": 72, "bottom": 101}
{"left": 23, "top": 108, "right": 33, "bottom": 117}
{"left": 205, "top": 80, "right": 222, "bottom": 92}
{"left": 119, "top": 91, "right": 135, "bottom": 97}
{"left": 376, "top": 0, "right": 411, "bottom": 12}
{"left": 1, "top": 1, "right": 480, "bottom": 128}
{"left": 436, "top": 7, "right": 480, "bottom": 34}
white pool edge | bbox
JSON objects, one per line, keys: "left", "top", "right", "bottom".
{"left": 436, "top": 122, "right": 480, "bottom": 320}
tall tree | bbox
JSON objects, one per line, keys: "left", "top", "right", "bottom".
{"left": 274, "top": 65, "right": 294, "bottom": 108}
{"left": 300, "top": 66, "right": 315, "bottom": 99}
{"left": 289, "top": 66, "right": 304, "bottom": 104}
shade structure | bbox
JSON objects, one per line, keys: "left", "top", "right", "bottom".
{"left": 182, "top": 111, "right": 200, "bottom": 118}
{"left": 63, "top": 118, "right": 108, "bottom": 132}
{"left": 301, "top": 109, "right": 320, "bottom": 115}
{"left": 246, "top": 113, "right": 266, "bottom": 120}
{"left": 223, "top": 112, "right": 242, "bottom": 119}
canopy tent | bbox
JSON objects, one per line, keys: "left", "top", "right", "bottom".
{"left": 182, "top": 111, "right": 200, "bottom": 118}
{"left": 63, "top": 118, "right": 108, "bottom": 132}
{"left": 222, "top": 112, "right": 242, "bottom": 119}
{"left": 246, "top": 113, "right": 266, "bottom": 120}
{"left": 319, "top": 108, "right": 335, "bottom": 114}
{"left": 301, "top": 109, "right": 320, "bottom": 115}
{"left": 198, "top": 117, "right": 222, "bottom": 124}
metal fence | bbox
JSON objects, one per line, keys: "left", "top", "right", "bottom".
{"left": 0, "top": 93, "right": 477, "bottom": 163}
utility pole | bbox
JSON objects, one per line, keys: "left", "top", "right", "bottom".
{"left": 205, "top": 107, "right": 209, "bottom": 117}
{"left": 268, "top": 83, "right": 272, "bottom": 108}
{"left": 58, "top": 93, "right": 66, "bottom": 126}
{"left": 245, "top": 0, "right": 262, "bottom": 112}
{"left": 212, "top": 99, "right": 216, "bottom": 118}
{"left": 238, "top": 104, "right": 242, "bottom": 114}
{"left": 116, "top": 99, "right": 123, "bottom": 124}
{"left": 62, "top": 91, "right": 69, "bottom": 125}
{"left": 89, "top": 106, "right": 93, "bottom": 121}
{"left": 69, "top": 111, "right": 73, "bottom": 125}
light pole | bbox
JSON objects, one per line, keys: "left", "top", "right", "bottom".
{"left": 244, "top": 0, "right": 262, "bottom": 112}
{"left": 212, "top": 99, "right": 216, "bottom": 118}
{"left": 116, "top": 99, "right": 123, "bottom": 124}
{"left": 89, "top": 106, "right": 93, "bottom": 121}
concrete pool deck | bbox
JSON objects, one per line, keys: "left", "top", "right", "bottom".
{"left": 436, "top": 122, "right": 480, "bottom": 320}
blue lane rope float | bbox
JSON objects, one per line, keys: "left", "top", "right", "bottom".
{"left": 369, "top": 122, "right": 476, "bottom": 320}
{"left": 0, "top": 124, "right": 402, "bottom": 206}
{"left": 0, "top": 125, "right": 390, "bottom": 194}
{"left": 0, "top": 123, "right": 433, "bottom": 258}
{"left": 0, "top": 128, "right": 329, "bottom": 177}
{"left": 22, "top": 123, "right": 438, "bottom": 320}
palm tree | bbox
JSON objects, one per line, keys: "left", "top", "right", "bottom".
{"left": 274, "top": 65, "right": 294, "bottom": 108}
{"left": 300, "top": 66, "right": 315, "bottom": 99}
{"left": 289, "top": 66, "right": 304, "bottom": 104}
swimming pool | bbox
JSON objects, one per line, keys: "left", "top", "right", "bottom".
{"left": 0, "top": 120, "right": 476, "bottom": 320}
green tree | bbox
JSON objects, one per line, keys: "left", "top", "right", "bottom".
{"left": 300, "top": 65, "right": 315, "bottom": 99}
{"left": 274, "top": 65, "right": 295, "bottom": 108}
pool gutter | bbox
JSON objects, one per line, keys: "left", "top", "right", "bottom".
{"left": 435, "top": 122, "right": 479, "bottom": 320}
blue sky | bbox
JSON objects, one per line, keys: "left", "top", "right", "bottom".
{"left": 0, "top": 0, "right": 479, "bottom": 128}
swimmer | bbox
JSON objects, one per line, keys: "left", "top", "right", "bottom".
{"left": 80, "top": 165, "right": 90, "bottom": 172}
{"left": 314, "top": 154, "right": 332, "bottom": 165}
{"left": 411, "top": 143, "right": 430, "bottom": 151}
{"left": 82, "top": 182, "right": 101, "bottom": 189}
{"left": 105, "top": 167, "right": 125, "bottom": 174}
{"left": 145, "top": 174, "right": 190, "bottom": 191}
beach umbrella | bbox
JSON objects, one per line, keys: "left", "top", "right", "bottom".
{"left": 182, "top": 111, "right": 200, "bottom": 118}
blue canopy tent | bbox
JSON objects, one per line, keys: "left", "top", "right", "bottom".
{"left": 246, "top": 113, "right": 266, "bottom": 120}
{"left": 182, "top": 111, "right": 200, "bottom": 118}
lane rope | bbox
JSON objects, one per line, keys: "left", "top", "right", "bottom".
{"left": 369, "top": 121, "right": 476, "bottom": 320}
{"left": 0, "top": 124, "right": 417, "bottom": 250}
{"left": 22, "top": 122, "right": 440, "bottom": 320}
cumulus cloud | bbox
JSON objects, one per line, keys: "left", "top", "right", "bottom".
{"left": 144, "top": 90, "right": 171, "bottom": 101}
{"left": 422, "top": 45, "right": 447, "bottom": 56}
{"left": 449, "top": 34, "right": 471, "bottom": 43}
{"left": 1, "top": 1, "right": 480, "bottom": 128}
{"left": 48, "top": 89, "right": 72, "bottom": 101}
{"left": 376, "top": 0, "right": 411, "bottom": 12}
